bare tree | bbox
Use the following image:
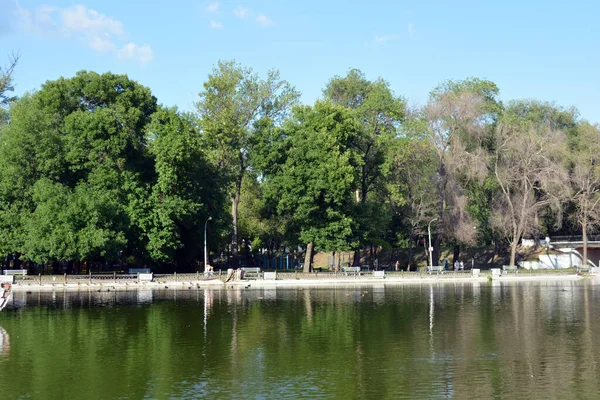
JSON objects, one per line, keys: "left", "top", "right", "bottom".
{"left": 0, "top": 53, "right": 19, "bottom": 106}
{"left": 491, "top": 123, "right": 568, "bottom": 267}
{"left": 423, "top": 83, "right": 494, "bottom": 264}
{"left": 570, "top": 122, "right": 600, "bottom": 266}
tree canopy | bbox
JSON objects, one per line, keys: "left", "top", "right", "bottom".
{"left": 1, "top": 64, "right": 598, "bottom": 271}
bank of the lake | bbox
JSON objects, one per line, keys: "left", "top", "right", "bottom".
{"left": 5, "top": 270, "right": 588, "bottom": 292}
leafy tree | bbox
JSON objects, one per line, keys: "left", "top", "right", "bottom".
{"left": 139, "top": 107, "right": 218, "bottom": 266}
{"left": 324, "top": 69, "right": 405, "bottom": 262}
{"left": 324, "top": 70, "right": 405, "bottom": 205}
{"left": 501, "top": 100, "right": 579, "bottom": 143}
{"left": 23, "top": 179, "right": 126, "bottom": 263}
{"left": 263, "top": 101, "right": 363, "bottom": 271}
{"left": 0, "top": 71, "right": 158, "bottom": 265}
{"left": 385, "top": 130, "right": 438, "bottom": 264}
{"left": 197, "top": 60, "right": 299, "bottom": 268}
{"left": 237, "top": 171, "right": 291, "bottom": 265}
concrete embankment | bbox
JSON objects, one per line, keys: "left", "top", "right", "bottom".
{"left": 7, "top": 272, "right": 587, "bottom": 292}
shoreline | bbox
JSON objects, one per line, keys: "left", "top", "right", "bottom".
{"left": 7, "top": 273, "right": 587, "bottom": 292}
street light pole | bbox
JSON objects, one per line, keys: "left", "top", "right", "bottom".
{"left": 204, "top": 216, "right": 212, "bottom": 273}
{"left": 428, "top": 218, "right": 437, "bottom": 268}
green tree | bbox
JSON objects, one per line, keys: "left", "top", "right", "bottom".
{"left": 23, "top": 179, "right": 126, "bottom": 263}
{"left": 385, "top": 130, "right": 438, "bottom": 264}
{"left": 264, "top": 101, "right": 363, "bottom": 271}
{"left": 237, "top": 171, "right": 290, "bottom": 264}
{"left": 197, "top": 60, "right": 299, "bottom": 268}
{"left": 0, "top": 71, "right": 158, "bottom": 265}
{"left": 138, "top": 107, "right": 218, "bottom": 266}
{"left": 324, "top": 70, "right": 405, "bottom": 260}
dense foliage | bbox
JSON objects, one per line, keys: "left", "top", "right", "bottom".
{"left": 1, "top": 61, "right": 599, "bottom": 270}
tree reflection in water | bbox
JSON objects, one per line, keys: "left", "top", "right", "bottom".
{"left": 0, "top": 281, "right": 599, "bottom": 398}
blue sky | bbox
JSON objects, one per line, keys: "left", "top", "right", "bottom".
{"left": 2, "top": 0, "right": 599, "bottom": 123}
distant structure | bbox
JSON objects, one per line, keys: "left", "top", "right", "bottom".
{"left": 520, "top": 236, "right": 600, "bottom": 269}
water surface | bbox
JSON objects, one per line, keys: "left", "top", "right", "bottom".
{"left": 1, "top": 280, "right": 599, "bottom": 399}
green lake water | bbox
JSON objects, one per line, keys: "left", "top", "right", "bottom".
{"left": 1, "top": 280, "right": 600, "bottom": 399}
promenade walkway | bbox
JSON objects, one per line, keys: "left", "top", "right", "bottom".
{"left": 5, "top": 268, "right": 587, "bottom": 291}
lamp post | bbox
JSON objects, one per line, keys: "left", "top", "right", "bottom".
{"left": 204, "top": 216, "right": 212, "bottom": 273}
{"left": 428, "top": 218, "right": 437, "bottom": 268}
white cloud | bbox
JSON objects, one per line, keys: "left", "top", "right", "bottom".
{"left": 210, "top": 20, "right": 224, "bottom": 29}
{"left": 34, "top": 5, "right": 58, "bottom": 30}
{"left": 374, "top": 34, "right": 399, "bottom": 43}
{"left": 62, "top": 5, "right": 124, "bottom": 37}
{"left": 15, "top": 4, "right": 59, "bottom": 35}
{"left": 256, "top": 14, "right": 272, "bottom": 27}
{"left": 13, "top": 3, "right": 153, "bottom": 64}
{"left": 88, "top": 35, "right": 116, "bottom": 52}
{"left": 206, "top": 2, "right": 219, "bottom": 13}
{"left": 408, "top": 23, "right": 414, "bottom": 37}
{"left": 233, "top": 6, "right": 249, "bottom": 19}
{"left": 118, "top": 43, "right": 154, "bottom": 64}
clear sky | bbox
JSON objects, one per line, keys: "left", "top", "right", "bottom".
{"left": 2, "top": 0, "right": 599, "bottom": 123}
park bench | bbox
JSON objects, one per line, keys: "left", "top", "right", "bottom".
{"left": 491, "top": 268, "right": 501, "bottom": 279}
{"left": 502, "top": 266, "right": 518, "bottom": 275}
{"left": 241, "top": 267, "right": 261, "bottom": 279}
{"left": 373, "top": 271, "right": 385, "bottom": 279}
{"left": 342, "top": 266, "right": 361, "bottom": 276}
{"left": 2, "top": 269, "right": 27, "bottom": 276}
{"left": 138, "top": 273, "right": 153, "bottom": 282}
{"left": 263, "top": 272, "right": 277, "bottom": 280}
{"left": 427, "top": 266, "right": 443, "bottom": 274}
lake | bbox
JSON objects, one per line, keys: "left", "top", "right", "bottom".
{"left": 1, "top": 280, "right": 599, "bottom": 399}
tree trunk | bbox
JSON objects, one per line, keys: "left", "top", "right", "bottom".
{"left": 231, "top": 190, "right": 240, "bottom": 269}
{"left": 353, "top": 249, "right": 361, "bottom": 266}
{"left": 332, "top": 251, "right": 337, "bottom": 271}
{"left": 582, "top": 220, "right": 588, "bottom": 268}
{"left": 452, "top": 245, "right": 460, "bottom": 265}
{"left": 432, "top": 159, "right": 447, "bottom": 268}
{"left": 509, "top": 240, "right": 517, "bottom": 268}
{"left": 492, "top": 235, "right": 498, "bottom": 265}
{"left": 304, "top": 242, "right": 314, "bottom": 273}
{"left": 408, "top": 229, "right": 414, "bottom": 264}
